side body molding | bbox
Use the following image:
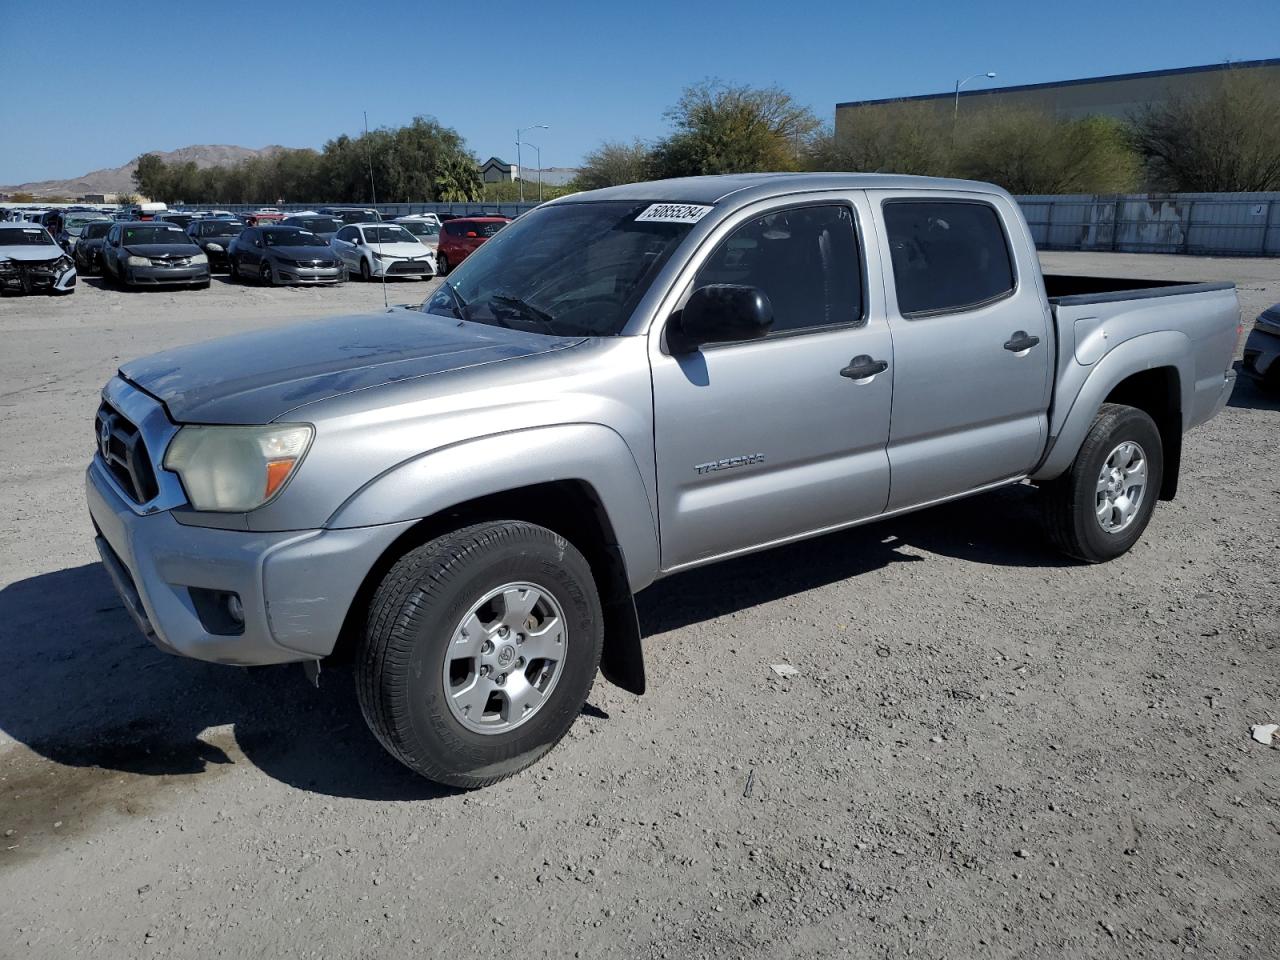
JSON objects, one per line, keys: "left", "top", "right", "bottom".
{"left": 1032, "top": 330, "right": 1193, "bottom": 481}
{"left": 324, "top": 423, "right": 662, "bottom": 593}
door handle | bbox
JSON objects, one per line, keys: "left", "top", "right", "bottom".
{"left": 1004, "top": 331, "right": 1040, "bottom": 352}
{"left": 839, "top": 355, "right": 889, "bottom": 380}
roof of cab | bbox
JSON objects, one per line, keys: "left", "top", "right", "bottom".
{"left": 548, "top": 172, "right": 1007, "bottom": 207}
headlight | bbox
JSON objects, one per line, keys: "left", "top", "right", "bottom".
{"left": 126, "top": 255, "right": 150, "bottom": 267}
{"left": 55, "top": 255, "right": 73, "bottom": 271}
{"left": 0, "top": 258, "right": 15, "bottom": 274}
{"left": 206, "top": 242, "right": 224, "bottom": 252}
{"left": 163, "top": 424, "right": 314, "bottom": 512}
{"left": 371, "top": 251, "right": 385, "bottom": 261}
{"left": 191, "top": 252, "right": 208, "bottom": 264}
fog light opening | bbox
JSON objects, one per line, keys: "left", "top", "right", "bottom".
{"left": 226, "top": 593, "right": 244, "bottom": 625}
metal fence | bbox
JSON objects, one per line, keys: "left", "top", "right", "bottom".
{"left": 1016, "top": 192, "right": 1280, "bottom": 257}
{"left": 154, "top": 192, "right": 1280, "bottom": 258}
{"left": 215, "top": 201, "right": 543, "bottom": 219}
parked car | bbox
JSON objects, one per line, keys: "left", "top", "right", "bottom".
{"left": 393, "top": 216, "right": 441, "bottom": 265}
{"left": 227, "top": 225, "right": 344, "bottom": 285}
{"left": 125, "top": 201, "right": 168, "bottom": 221}
{"left": 156, "top": 212, "right": 195, "bottom": 231}
{"left": 56, "top": 212, "right": 111, "bottom": 252}
{"left": 72, "top": 220, "right": 115, "bottom": 275}
{"left": 435, "top": 216, "right": 508, "bottom": 275}
{"left": 83, "top": 173, "right": 1241, "bottom": 788}
{"left": 185, "top": 218, "right": 245, "bottom": 271}
{"left": 319, "top": 206, "right": 382, "bottom": 224}
{"left": 0, "top": 223, "right": 76, "bottom": 295}
{"left": 100, "top": 220, "right": 210, "bottom": 289}
{"left": 330, "top": 223, "right": 434, "bottom": 280}
{"left": 245, "top": 212, "right": 286, "bottom": 227}
{"left": 1242, "top": 303, "right": 1280, "bottom": 390}
{"left": 280, "top": 215, "right": 344, "bottom": 241}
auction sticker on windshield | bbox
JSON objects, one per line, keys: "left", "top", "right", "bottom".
{"left": 635, "top": 203, "right": 714, "bottom": 224}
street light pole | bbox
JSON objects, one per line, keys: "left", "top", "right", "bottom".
{"left": 520, "top": 141, "right": 542, "bottom": 202}
{"left": 515, "top": 122, "right": 549, "bottom": 202}
{"left": 954, "top": 71, "right": 997, "bottom": 119}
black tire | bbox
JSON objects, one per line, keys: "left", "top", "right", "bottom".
{"left": 436, "top": 252, "right": 448, "bottom": 276}
{"left": 229, "top": 257, "right": 242, "bottom": 282}
{"left": 360, "top": 258, "right": 372, "bottom": 282}
{"left": 357, "top": 521, "right": 603, "bottom": 788}
{"left": 1042, "top": 403, "right": 1163, "bottom": 563}
{"left": 260, "top": 262, "right": 274, "bottom": 286}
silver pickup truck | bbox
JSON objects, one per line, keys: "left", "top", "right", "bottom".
{"left": 86, "top": 173, "right": 1240, "bottom": 787}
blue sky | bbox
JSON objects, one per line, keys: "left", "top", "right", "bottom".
{"left": 1, "top": 0, "right": 1276, "bottom": 185}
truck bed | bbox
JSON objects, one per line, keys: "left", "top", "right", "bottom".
{"left": 1045, "top": 274, "right": 1234, "bottom": 306}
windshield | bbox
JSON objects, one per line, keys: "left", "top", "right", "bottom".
{"left": 203, "top": 220, "right": 244, "bottom": 237}
{"left": 0, "top": 227, "right": 55, "bottom": 245}
{"left": 333, "top": 210, "right": 379, "bottom": 224}
{"left": 123, "top": 225, "right": 193, "bottom": 245}
{"left": 159, "top": 214, "right": 193, "bottom": 228}
{"left": 361, "top": 226, "right": 416, "bottom": 244}
{"left": 398, "top": 220, "right": 440, "bottom": 238}
{"left": 290, "top": 217, "right": 341, "bottom": 233}
{"left": 264, "top": 228, "right": 326, "bottom": 247}
{"left": 65, "top": 216, "right": 109, "bottom": 235}
{"left": 456, "top": 220, "right": 506, "bottom": 238}
{"left": 83, "top": 222, "right": 113, "bottom": 240}
{"left": 422, "top": 201, "right": 695, "bottom": 337}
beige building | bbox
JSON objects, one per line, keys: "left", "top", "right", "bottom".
{"left": 836, "top": 58, "right": 1280, "bottom": 135}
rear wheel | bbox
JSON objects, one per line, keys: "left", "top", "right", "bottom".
{"left": 1042, "top": 403, "right": 1163, "bottom": 563}
{"left": 356, "top": 521, "right": 603, "bottom": 788}
{"left": 436, "top": 252, "right": 448, "bottom": 276}
{"left": 229, "top": 257, "right": 242, "bottom": 282}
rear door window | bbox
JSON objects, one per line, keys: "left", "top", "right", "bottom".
{"left": 882, "top": 200, "right": 1014, "bottom": 316}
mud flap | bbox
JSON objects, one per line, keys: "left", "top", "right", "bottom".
{"left": 600, "top": 593, "right": 645, "bottom": 695}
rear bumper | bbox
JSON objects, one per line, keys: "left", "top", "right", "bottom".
{"left": 86, "top": 460, "right": 414, "bottom": 665}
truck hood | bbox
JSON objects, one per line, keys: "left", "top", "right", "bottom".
{"left": 119, "top": 310, "right": 584, "bottom": 424}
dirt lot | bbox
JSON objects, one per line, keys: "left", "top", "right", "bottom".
{"left": 1, "top": 256, "right": 1277, "bottom": 959}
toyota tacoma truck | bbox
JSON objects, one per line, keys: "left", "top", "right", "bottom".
{"left": 86, "top": 173, "right": 1240, "bottom": 787}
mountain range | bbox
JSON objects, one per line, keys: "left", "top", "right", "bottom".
{"left": 0, "top": 144, "right": 288, "bottom": 198}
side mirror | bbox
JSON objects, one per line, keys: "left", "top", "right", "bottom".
{"left": 671, "top": 284, "right": 773, "bottom": 352}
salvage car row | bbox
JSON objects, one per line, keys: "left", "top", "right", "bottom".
{"left": 1, "top": 206, "right": 511, "bottom": 295}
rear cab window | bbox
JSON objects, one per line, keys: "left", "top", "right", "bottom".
{"left": 882, "top": 200, "right": 1015, "bottom": 316}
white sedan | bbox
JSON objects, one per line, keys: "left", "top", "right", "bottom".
{"left": 331, "top": 223, "right": 436, "bottom": 281}
{"left": 0, "top": 223, "right": 76, "bottom": 295}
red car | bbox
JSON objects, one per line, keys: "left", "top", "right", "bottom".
{"left": 436, "top": 216, "right": 508, "bottom": 275}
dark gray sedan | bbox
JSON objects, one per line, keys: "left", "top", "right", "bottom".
{"left": 280, "top": 215, "right": 344, "bottom": 242}
{"left": 100, "top": 221, "right": 211, "bottom": 289}
{"left": 228, "top": 225, "right": 344, "bottom": 285}
{"left": 72, "top": 220, "right": 115, "bottom": 275}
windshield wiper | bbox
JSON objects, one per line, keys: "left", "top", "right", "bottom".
{"left": 444, "top": 281, "right": 471, "bottom": 322}
{"left": 488, "top": 294, "right": 557, "bottom": 333}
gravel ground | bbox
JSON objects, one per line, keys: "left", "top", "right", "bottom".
{"left": 1, "top": 255, "right": 1277, "bottom": 959}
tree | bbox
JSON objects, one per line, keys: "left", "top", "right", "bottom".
{"left": 575, "top": 140, "right": 652, "bottom": 189}
{"left": 806, "top": 101, "right": 952, "bottom": 176}
{"left": 954, "top": 110, "right": 1139, "bottom": 194}
{"left": 649, "top": 80, "right": 821, "bottom": 179}
{"left": 132, "top": 153, "right": 167, "bottom": 198}
{"left": 1132, "top": 71, "right": 1280, "bottom": 192}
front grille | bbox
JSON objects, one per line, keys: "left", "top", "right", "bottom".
{"left": 95, "top": 402, "right": 159, "bottom": 503}
{"left": 388, "top": 260, "right": 428, "bottom": 274}
{"left": 150, "top": 257, "right": 192, "bottom": 267}
{"left": 0, "top": 258, "right": 64, "bottom": 291}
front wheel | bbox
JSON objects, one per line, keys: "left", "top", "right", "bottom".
{"left": 360, "top": 258, "right": 372, "bottom": 282}
{"left": 229, "top": 257, "right": 242, "bottom": 282}
{"left": 260, "top": 262, "right": 274, "bottom": 286}
{"left": 356, "top": 521, "right": 603, "bottom": 788}
{"left": 1041, "top": 403, "right": 1163, "bottom": 563}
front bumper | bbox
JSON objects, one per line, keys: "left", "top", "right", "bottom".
{"left": 0, "top": 261, "right": 76, "bottom": 293}
{"left": 275, "top": 264, "right": 344, "bottom": 284}
{"left": 86, "top": 459, "right": 414, "bottom": 665}
{"left": 1242, "top": 325, "right": 1280, "bottom": 384}
{"left": 372, "top": 257, "right": 434, "bottom": 278}
{"left": 125, "top": 263, "right": 210, "bottom": 285}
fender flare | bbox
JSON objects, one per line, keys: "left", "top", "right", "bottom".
{"left": 1032, "top": 331, "right": 1192, "bottom": 481}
